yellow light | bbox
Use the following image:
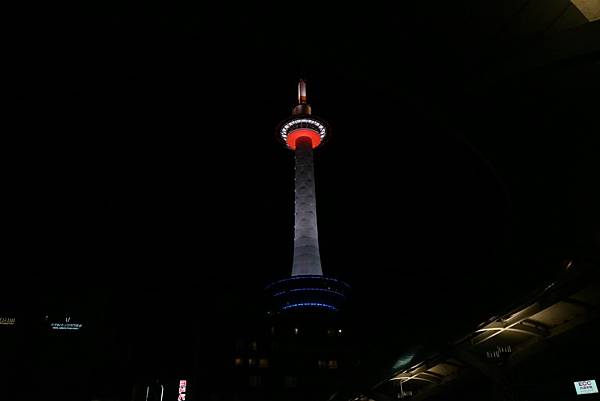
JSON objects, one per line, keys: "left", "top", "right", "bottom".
{"left": 571, "top": 0, "right": 600, "bottom": 21}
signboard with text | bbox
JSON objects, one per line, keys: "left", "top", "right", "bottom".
{"left": 575, "top": 380, "right": 598, "bottom": 395}
{"left": 178, "top": 380, "right": 187, "bottom": 401}
{"left": 0, "top": 317, "right": 16, "bottom": 326}
{"left": 48, "top": 315, "right": 83, "bottom": 331}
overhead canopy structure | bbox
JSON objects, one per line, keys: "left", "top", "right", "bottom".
{"left": 337, "top": 260, "right": 599, "bottom": 401}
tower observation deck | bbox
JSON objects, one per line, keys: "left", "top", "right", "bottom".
{"left": 266, "top": 80, "right": 350, "bottom": 313}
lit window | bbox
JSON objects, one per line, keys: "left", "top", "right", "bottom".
{"left": 328, "top": 360, "right": 338, "bottom": 369}
{"left": 249, "top": 376, "right": 262, "bottom": 387}
{"left": 284, "top": 376, "right": 297, "bottom": 388}
{"left": 234, "top": 358, "right": 243, "bottom": 367}
{"left": 248, "top": 358, "right": 257, "bottom": 367}
{"left": 259, "top": 358, "right": 269, "bottom": 368}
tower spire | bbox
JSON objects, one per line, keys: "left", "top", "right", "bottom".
{"left": 298, "top": 79, "right": 307, "bottom": 104}
{"left": 292, "top": 79, "right": 312, "bottom": 116}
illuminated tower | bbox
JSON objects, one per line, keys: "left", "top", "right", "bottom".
{"left": 267, "top": 80, "right": 349, "bottom": 313}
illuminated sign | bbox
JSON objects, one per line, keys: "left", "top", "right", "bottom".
{"left": 0, "top": 317, "right": 16, "bottom": 326}
{"left": 178, "top": 380, "right": 187, "bottom": 401}
{"left": 51, "top": 322, "right": 83, "bottom": 330}
{"left": 50, "top": 316, "right": 82, "bottom": 331}
{"left": 575, "top": 380, "right": 598, "bottom": 395}
{"left": 486, "top": 345, "right": 512, "bottom": 359}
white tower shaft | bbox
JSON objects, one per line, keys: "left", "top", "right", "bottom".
{"left": 291, "top": 137, "right": 323, "bottom": 276}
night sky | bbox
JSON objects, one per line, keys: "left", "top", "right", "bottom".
{"left": 5, "top": 1, "right": 600, "bottom": 397}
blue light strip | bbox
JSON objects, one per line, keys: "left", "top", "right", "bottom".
{"left": 272, "top": 288, "right": 347, "bottom": 297}
{"left": 266, "top": 275, "right": 351, "bottom": 289}
{"left": 281, "top": 302, "right": 338, "bottom": 311}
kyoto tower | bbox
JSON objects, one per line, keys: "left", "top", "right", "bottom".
{"left": 266, "top": 80, "right": 350, "bottom": 313}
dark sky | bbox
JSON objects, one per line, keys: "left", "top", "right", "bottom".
{"left": 5, "top": 0, "right": 600, "bottom": 387}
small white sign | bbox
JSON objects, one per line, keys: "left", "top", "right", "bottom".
{"left": 51, "top": 322, "right": 82, "bottom": 330}
{"left": 575, "top": 380, "right": 598, "bottom": 395}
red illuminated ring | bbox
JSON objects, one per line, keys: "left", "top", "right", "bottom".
{"left": 286, "top": 129, "right": 322, "bottom": 149}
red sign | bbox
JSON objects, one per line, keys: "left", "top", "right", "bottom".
{"left": 178, "top": 380, "right": 187, "bottom": 401}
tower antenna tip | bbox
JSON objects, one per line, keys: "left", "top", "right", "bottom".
{"left": 298, "top": 79, "right": 307, "bottom": 104}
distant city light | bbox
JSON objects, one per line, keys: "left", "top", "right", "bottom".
{"left": 574, "top": 380, "right": 598, "bottom": 395}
